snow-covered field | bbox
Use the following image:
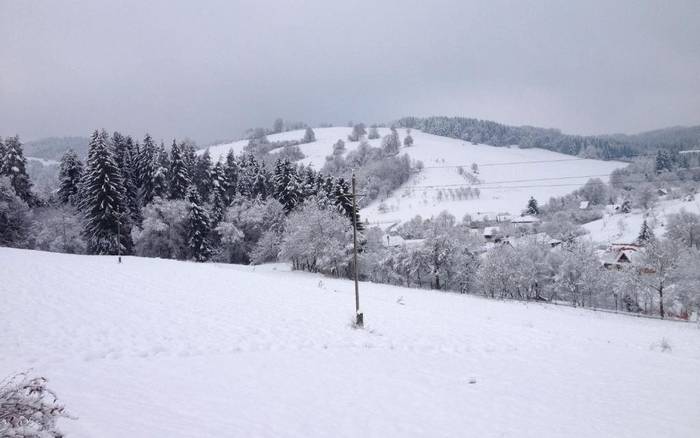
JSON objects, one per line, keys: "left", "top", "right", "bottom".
{"left": 583, "top": 197, "right": 700, "bottom": 244}
{"left": 204, "top": 128, "right": 626, "bottom": 225}
{"left": 2, "top": 248, "right": 699, "bottom": 437}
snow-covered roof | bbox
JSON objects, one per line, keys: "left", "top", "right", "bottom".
{"left": 579, "top": 201, "right": 590, "bottom": 210}
{"left": 512, "top": 215, "right": 540, "bottom": 224}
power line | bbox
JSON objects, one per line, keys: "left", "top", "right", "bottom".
{"left": 421, "top": 157, "right": 591, "bottom": 169}
{"left": 401, "top": 167, "right": 700, "bottom": 191}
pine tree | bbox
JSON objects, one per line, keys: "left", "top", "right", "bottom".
{"left": 185, "top": 185, "right": 211, "bottom": 262}
{"left": 111, "top": 132, "right": 140, "bottom": 222}
{"left": 151, "top": 142, "right": 170, "bottom": 200}
{"left": 301, "top": 166, "right": 318, "bottom": 198}
{"left": 79, "top": 130, "right": 131, "bottom": 255}
{"left": 181, "top": 141, "right": 198, "bottom": 179}
{"left": 636, "top": 219, "right": 654, "bottom": 245}
{"left": 655, "top": 150, "right": 672, "bottom": 173}
{"left": 169, "top": 140, "right": 191, "bottom": 200}
{"left": 0, "top": 138, "right": 6, "bottom": 169}
{"left": 303, "top": 127, "right": 316, "bottom": 143}
{"left": 137, "top": 134, "right": 157, "bottom": 205}
{"left": 194, "top": 149, "right": 213, "bottom": 202}
{"left": 334, "top": 177, "right": 361, "bottom": 229}
{"left": 273, "top": 159, "right": 301, "bottom": 212}
{"left": 253, "top": 161, "right": 271, "bottom": 200}
{"left": 526, "top": 196, "right": 539, "bottom": 215}
{"left": 210, "top": 161, "right": 229, "bottom": 225}
{"left": 368, "top": 126, "right": 380, "bottom": 140}
{"left": 223, "top": 150, "right": 239, "bottom": 201}
{"left": 57, "top": 149, "right": 83, "bottom": 205}
{"left": 237, "top": 154, "right": 258, "bottom": 199}
{"left": 0, "top": 136, "right": 33, "bottom": 204}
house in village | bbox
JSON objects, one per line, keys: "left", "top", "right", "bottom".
{"left": 511, "top": 215, "right": 540, "bottom": 225}
{"left": 483, "top": 226, "right": 503, "bottom": 242}
{"left": 599, "top": 243, "right": 643, "bottom": 270}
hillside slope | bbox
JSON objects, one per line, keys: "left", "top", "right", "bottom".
{"left": 206, "top": 128, "right": 626, "bottom": 225}
{"left": 2, "top": 248, "right": 699, "bottom": 438}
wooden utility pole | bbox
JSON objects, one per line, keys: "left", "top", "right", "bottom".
{"left": 352, "top": 172, "right": 363, "bottom": 327}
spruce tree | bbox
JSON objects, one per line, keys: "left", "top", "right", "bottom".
{"left": 194, "top": 149, "right": 213, "bottom": 202}
{"left": 368, "top": 126, "right": 380, "bottom": 140}
{"left": 57, "top": 149, "right": 84, "bottom": 205}
{"left": 0, "top": 136, "right": 33, "bottom": 204}
{"left": 151, "top": 142, "right": 170, "bottom": 200}
{"left": 223, "top": 149, "right": 238, "bottom": 201}
{"left": 334, "top": 177, "right": 361, "bottom": 229}
{"left": 79, "top": 130, "right": 131, "bottom": 255}
{"left": 112, "top": 132, "right": 140, "bottom": 222}
{"left": 237, "top": 154, "right": 258, "bottom": 199}
{"left": 0, "top": 138, "right": 6, "bottom": 169}
{"left": 210, "top": 161, "right": 229, "bottom": 225}
{"left": 636, "top": 219, "right": 654, "bottom": 245}
{"left": 169, "top": 140, "right": 191, "bottom": 200}
{"left": 526, "top": 196, "right": 539, "bottom": 215}
{"left": 185, "top": 185, "right": 211, "bottom": 262}
{"left": 253, "top": 161, "right": 271, "bottom": 200}
{"left": 273, "top": 159, "right": 301, "bottom": 212}
{"left": 137, "top": 134, "right": 157, "bottom": 204}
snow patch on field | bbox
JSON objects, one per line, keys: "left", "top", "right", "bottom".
{"left": 2, "top": 248, "right": 699, "bottom": 437}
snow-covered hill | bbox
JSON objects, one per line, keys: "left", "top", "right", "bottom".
{"left": 2, "top": 248, "right": 699, "bottom": 437}
{"left": 205, "top": 128, "right": 626, "bottom": 225}
{"left": 582, "top": 197, "right": 700, "bottom": 244}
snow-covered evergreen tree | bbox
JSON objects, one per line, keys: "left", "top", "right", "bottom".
{"left": 636, "top": 218, "right": 654, "bottom": 244}
{"left": 0, "top": 135, "right": 33, "bottom": 204}
{"left": 223, "top": 150, "right": 239, "bottom": 200}
{"left": 111, "top": 132, "right": 140, "bottom": 222}
{"left": 210, "top": 161, "right": 229, "bottom": 225}
{"left": 79, "top": 130, "right": 132, "bottom": 255}
{"left": 368, "top": 125, "right": 380, "bottom": 140}
{"left": 136, "top": 134, "right": 157, "bottom": 205}
{"left": 253, "top": 161, "right": 272, "bottom": 200}
{"left": 526, "top": 196, "right": 539, "bottom": 215}
{"left": 168, "top": 140, "right": 191, "bottom": 200}
{"left": 273, "top": 159, "right": 301, "bottom": 212}
{"left": 57, "top": 149, "right": 83, "bottom": 205}
{"left": 194, "top": 149, "right": 213, "bottom": 202}
{"left": 185, "top": 185, "right": 212, "bottom": 262}
{"left": 151, "top": 142, "right": 170, "bottom": 201}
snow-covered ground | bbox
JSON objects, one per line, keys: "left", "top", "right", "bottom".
{"left": 204, "top": 128, "right": 626, "bottom": 225}
{"left": 2, "top": 248, "right": 699, "bottom": 438}
{"left": 583, "top": 197, "right": 700, "bottom": 244}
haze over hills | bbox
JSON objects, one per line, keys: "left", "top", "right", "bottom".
{"left": 17, "top": 118, "right": 700, "bottom": 161}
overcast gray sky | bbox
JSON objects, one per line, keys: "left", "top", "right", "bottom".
{"left": 1, "top": 0, "right": 699, "bottom": 144}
